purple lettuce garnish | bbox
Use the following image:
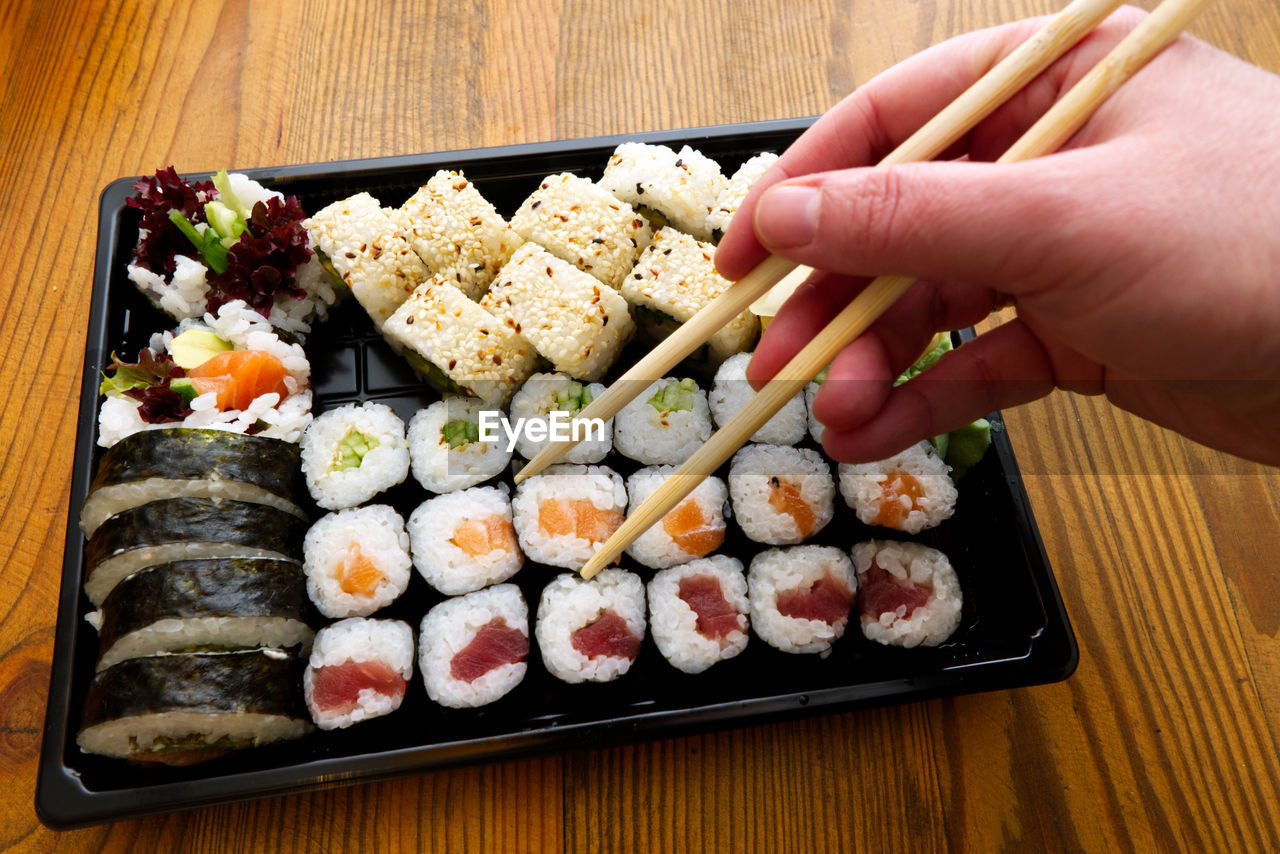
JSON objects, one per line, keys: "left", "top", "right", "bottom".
{"left": 206, "top": 196, "right": 313, "bottom": 317}
{"left": 100, "top": 349, "right": 193, "bottom": 424}
{"left": 126, "top": 167, "right": 215, "bottom": 277}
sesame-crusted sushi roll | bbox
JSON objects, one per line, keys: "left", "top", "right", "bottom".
{"left": 511, "top": 464, "right": 626, "bottom": 570}
{"left": 621, "top": 228, "right": 758, "bottom": 361}
{"left": 303, "top": 618, "right": 414, "bottom": 730}
{"left": 304, "top": 192, "right": 431, "bottom": 328}
{"left": 613, "top": 377, "right": 712, "bottom": 466}
{"left": 838, "top": 441, "right": 958, "bottom": 533}
{"left": 748, "top": 545, "right": 857, "bottom": 656}
{"left": 303, "top": 505, "right": 412, "bottom": 619}
{"left": 536, "top": 569, "right": 645, "bottom": 684}
{"left": 300, "top": 402, "right": 410, "bottom": 510}
{"left": 647, "top": 556, "right": 749, "bottom": 674}
{"left": 729, "top": 445, "right": 835, "bottom": 545}
{"left": 409, "top": 486, "right": 523, "bottom": 595}
{"left": 480, "top": 243, "right": 634, "bottom": 382}
{"left": 382, "top": 277, "right": 540, "bottom": 406}
{"left": 508, "top": 372, "right": 612, "bottom": 464}
{"left": 599, "top": 143, "right": 726, "bottom": 241}
{"left": 851, "top": 540, "right": 963, "bottom": 648}
{"left": 510, "top": 173, "right": 653, "bottom": 289}
{"left": 407, "top": 398, "right": 512, "bottom": 493}
{"left": 419, "top": 584, "right": 529, "bottom": 708}
{"left": 709, "top": 352, "right": 807, "bottom": 445}
{"left": 625, "top": 467, "right": 728, "bottom": 569}
{"left": 705, "top": 152, "right": 779, "bottom": 242}
{"left": 397, "top": 171, "right": 524, "bottom": 300}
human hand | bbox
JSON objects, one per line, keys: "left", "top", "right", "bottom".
{"left": 715, "top": 7, "right": 1280, "bottom": 466}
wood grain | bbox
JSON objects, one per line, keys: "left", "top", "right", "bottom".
{"left": 3, "top": 0, "right": 1279, "bottom": 850}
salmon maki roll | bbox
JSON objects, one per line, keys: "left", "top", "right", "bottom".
{"left": 536, "top": 569, "right": 646, "bottom": 684}
{"left": 409, "top": 486, "right": 523, "bottom": 595}
{"left": 748, "top": 546, "right": 857, "bottom": 656}
{"left": 647, "top": 556, "right": 749, "bottom": 674}
{"left": 625, "top": 466, "right": 728, "bottom": 569}
{"left": 303, "top": 618, "right": 414, "bottom": 730}
{"left": 303, "top": 505, "right": 412, "bottom": 618}
{"left": 851, "top": 540, "right": 963, "bottom": 648}
{"left": 511, "top": 464, "right": 627, "bottom": 570}
{"left": 419, "top": 584, "right": 529, "bottom": 708}
{"left": 729, "top": 445, "right": 835, "bottom": 545}
{"left": 838, "top": 441, "right": 958, "bottom": 534}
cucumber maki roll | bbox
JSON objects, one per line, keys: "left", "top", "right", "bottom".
{"left": 300, "top": 402, "right": 411, "bottom": 511}
{"left": 613, "top": 377, "right": 712, "bottom": 466}
{"left": 507, "top": 372, "right": 612, "bottom": 464}
{"left": 407, "top": 398, "right": 512, "bottom": 494}
{"left": 710, "top": 353, "right": 806, "bottom": 446}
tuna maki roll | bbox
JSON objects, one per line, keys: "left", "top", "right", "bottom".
{"left": 748, "top": 546, "right": 857, "bottom": 656}
{"left": 303, "top": 618, "right": 414, "bottom": 729}
{"left": 837, "top": 441, "right": 958, "bottom": 533}
{"left": 729, "top": 445, "right": 835, "bottom": 545}
{"left": 624, "top": 466, "right": 728, "bottom": 569}
{"left": 407, "top": 397, "right": 512, "bottom": 493}
{"left": 647, "top": 556, "right": 749, "bottom": 674}
{"left": 511, "top": 464, "right": 626, "bottom": 570}
{"left": 303, "top": 505, "right": 412, "bottom": 618}
{"left": 419, "top": 584, "right": 529, "bottom": 708}
{"left": 409, "top": 486, "right": 523, "bottom": 596}
{"left": 301, "top": 402, "right": 411, "bottom": 510}
{"left": 709, "top": 353, "right": 807, "bottom": 446}
{"left": 851, "top": 540, "right": 963, "bottom": 648}
{"left": 536, "top": 569, "right": 646, "bottom": 684}
{"left": 508, "top": 372, "right": 612, "bottom": 464}
{"left": 612, "top": 377, "right": 712, "bottom": 466}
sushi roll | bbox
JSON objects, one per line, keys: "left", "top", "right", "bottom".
{"left": 599, "top": 143, "right": 726, "bottom": 241}
{"left": 647, "top": 556, "right": 749, "bottom": 674}
{"left": 709, "top": 353, "right": 807, "bottom": 445}
{"left": 748, "top": 545, "right": 857, "bottom": 655}
{"left": 705, "top": 152, "right": 779, "bottom": 242}
{"left": 838, "top": 441, "right": 958, "bottom": 533}
{"left": 805, "top": 377, "right": 825, "bottom": 444}
{"left": 409, "top": 486, "right": 523, "bottom": 595}
{"left": 407, "top": 397, "right": 511, "bottom": 493}
{"left": 301, "top": 402, "right": 411, "bottom": 510}
{"left": 382, "top": 277, "right": 539, "bottom": 406}
{"left": 93, "top": 557, "right": 316, "bottom": 671}
{"left": 511, "top": 464, "right": 627, "bottom": 570}
{"left": 303, "top": 618, "right": 414, "bottom": 730}
{"left": 80, "top": 428, "right": 307, "bottom": 536}
{"left": 535, "top": 569, "right": 646, "bottom": 684}
{"left": 621, "top": 228, "right": 758, "bottom": 361}
{"left": 77, "top": 649, "right": 312, "bottom": 763}
{"left": 303, "top": 505, "right": 412, "bottom": 618}
{"left": 612, "top": 377, "right": 712, "bottom": 466}
{"left": 83, "top": 497, "right": 308, "bottom": 607}
{"left": 508, "top": 372, "right": 612, "bottom": 464}
{"left": 480, "top": 243, "right": 634, "bottom": 382}
{"left": 851, "top": 540, "right": 963, "bottom": 647}
{"left": 509, "top": 172, "right": 653, "bottom": 289}
{"left": 304, "top": 191, "right": 431, "bottom": 328}
{"left": 728, "top": 445, "right": 835, "bottom": 545}
{"left": 419, "top": 584, "right": 529, "bottom": 708}
{"left": 397, "top": 170, "right": 524, "bottom": 300}
{"left": 125, "top": 168, "right": 337, "bottom": 334}
{"left": 624, "top": 466, "right": 728, "bottom": 569}
{"left": 96, "top": 300, "right": 313, "bottom": 448}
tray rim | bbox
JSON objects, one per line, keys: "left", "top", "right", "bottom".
{"left": 37, "top": 118, "right": 1078, "bottom": 830}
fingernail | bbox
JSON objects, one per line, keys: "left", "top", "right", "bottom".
{"left": 756, "top": 186, "right": 819, "bottom": 248}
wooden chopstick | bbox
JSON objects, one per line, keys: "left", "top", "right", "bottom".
{"left": 512, "top": 0, "right": 1125, "bottom": 484}
{"left": 579, "top": 0, "right": 1212, "bottom": 579}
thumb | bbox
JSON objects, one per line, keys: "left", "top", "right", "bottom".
{"left": 753, "top": 154, "right": 1094, "bottom": 291}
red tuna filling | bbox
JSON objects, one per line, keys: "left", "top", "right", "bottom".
{"left": 450, "top": 617, "right": 530, "bottom": 682}
{"left": 571, "top": 609, "right": 641, "bottom": 660}
{"left": 311, "top": 659, "right": 408, "bottom": 715}
{"left": 678, "top": 574, "right": 741, "bottom": 639}
{"left": 859, "top": 560, "right": 932, "bottom": 619}
{"left": 776, "top": 571, "right": 853, "bottom": 625}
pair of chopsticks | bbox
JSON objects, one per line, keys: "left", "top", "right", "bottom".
{"left": 523, "top": 0, "right": 1212, "bottom": 579}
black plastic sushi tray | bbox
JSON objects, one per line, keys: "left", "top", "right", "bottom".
{"left": 37, "top": 118, "right": 1077, "bottom": 828}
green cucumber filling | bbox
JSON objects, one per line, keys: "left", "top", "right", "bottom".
{"left": 554, "top": 381, "right": 593, "bottom": 413}
{"left": 441, "top": 418, "right": 480, "bottom": 448}
{"left": 331, "top": 429, "right": 378, "bottom": 472}
{"left": 647, "top": 377, "right": 697, "bottom": 413}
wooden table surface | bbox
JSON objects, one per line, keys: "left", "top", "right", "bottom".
{"left": 5, "top": 0, "right": 1280, "bottom": 850}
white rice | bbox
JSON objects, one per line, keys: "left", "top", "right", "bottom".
{"left": 301, "top": 402, "right": 410, "bottom": 510}
{"left": 303, "top": 505, "right": 413, "bottom": 618}
{"left": 805, "top": 380, "right": 824, "bottom": 444}
{"left": 511, "top": 464, "right": 626, "bottom": 570}
{"left": 647, "top": 556, "right": 749, "bottom": 674}
{"left": 599, "top": 143, "right": 726, "bottom": 241}
{"left": 705, "top": 152, "right": 779, "bottom": 237}
{"left": 851, "top": 540, "right": 963, "bottom": 648}
{"left": 612, "top": 378, "right": 712, "bottom": 466}
{"left": 728, "top": 444, "right": 835, "bottom": 545}
{"left": 709, "top": 353, "right": 807, "bottom": 445}
{"left": 535, "top": 569, "right": 646, "bottom": 684}
{"left": 97, "top": 300, "right": 313, "bottom": 448}
{"left": 407, "top": 398, "right": 512, "bottom": 493}
{"left": 419, "top": 584, "right": 529, "bottom": 708}
{"left": 748, "top": 545, "right": 856, "bottom": 655}
{"left": 838, "top": 441, "right": 958, "bottom": 533}
{"left": 508, "top": 372, "right": 612, "bottom": 464}
{"left": 303, "top": 618, "right": 414, "bottom": 730}
{"left": 625, "top": 467, "right": 728, "bottom": 569}
{"left": 409, "top": 486, "right": 524, "bottom": 595}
